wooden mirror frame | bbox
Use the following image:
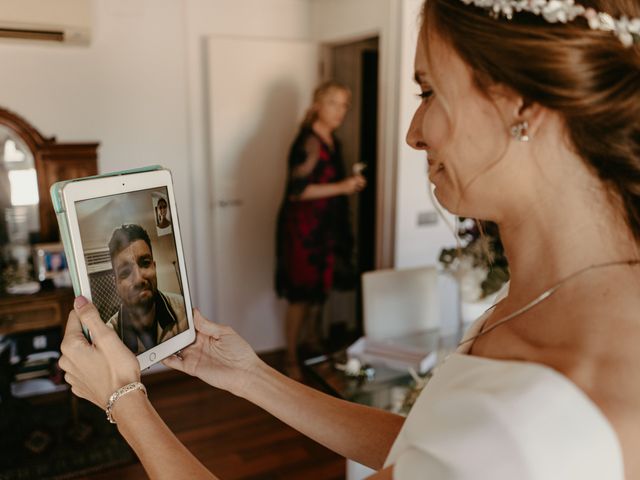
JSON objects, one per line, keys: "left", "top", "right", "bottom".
{"left": 0, "top": 107, "right": 99, "bottom": 241}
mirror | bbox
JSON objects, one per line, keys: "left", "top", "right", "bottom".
{"left": 0, "top": 106, "right": 99, "bottom": 292}
{"left": 0, "top": 125, "right": 40, "bottom": 246}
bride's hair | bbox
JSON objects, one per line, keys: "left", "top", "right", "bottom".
{"left": 422, "top": 0, "right": 640, "bottom": 241}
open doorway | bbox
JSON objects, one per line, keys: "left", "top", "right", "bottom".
{"left": 322, "top": 36, "right": 379, "bottom": 351}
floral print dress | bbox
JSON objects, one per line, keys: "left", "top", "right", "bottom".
{"left": 275, "top": 127, "right": 355, "bottom": 303}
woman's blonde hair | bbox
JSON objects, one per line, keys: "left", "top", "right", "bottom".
{"left": 301, "top": 80, "right": 351, "bottom": 129}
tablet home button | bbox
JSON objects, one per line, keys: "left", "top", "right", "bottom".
{"left": 149, "top": 352, "right": 156, "bottom": 361}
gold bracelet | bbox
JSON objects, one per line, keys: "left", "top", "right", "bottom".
{"left": 105, "top": 381, "right": 147, "bottom": 424}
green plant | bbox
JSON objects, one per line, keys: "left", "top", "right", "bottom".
{"left": 439, "top": 218, "right": 510, "bottom": 301}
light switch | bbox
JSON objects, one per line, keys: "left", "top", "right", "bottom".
{"left": 417, "top": 211, "right": 438, "bottom": 226}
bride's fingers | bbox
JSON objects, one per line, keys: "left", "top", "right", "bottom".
{"left": 193, "top": 310, "right": 233, "bottom": 338}
{"left": 163, "top": 353, "right": 188, "bottom": 372}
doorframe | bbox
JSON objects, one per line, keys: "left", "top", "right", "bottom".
{"left": 322, "top": 35, "right": 395, "bottom": 270}
{"left": 317, "top": 1, "right": 402, "bottom": 270}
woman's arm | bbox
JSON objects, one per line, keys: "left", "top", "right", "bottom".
{"left": 243, "top": 363, "right": 404, "bottom": 470}
{"left": 368, "top": 466, "right": 394, "bottom": 479}
{"left": 163, "top": 313, "right": 404, "bottom": 470}
{"left": 60, "top": 300, "right": 400, "bottom": 474}
{"left": 58, "top": 298, "right": 216, "bottom": 480}
{"left": 292, "top": 175, "right": 366, "bottom": 201}
{"left": 112, "top": 391, "right": 217, "bottom": 480}
{"left": 287, "top": 135, "right": 366, "bottom": 201}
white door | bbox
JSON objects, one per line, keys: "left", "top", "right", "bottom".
{"left": 207, "top": 37, "right": 318, "bottom": 351}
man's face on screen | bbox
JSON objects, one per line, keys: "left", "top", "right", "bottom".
{"left": 113, "top": 239, "right": 158, "bottom": 311}
{"left": 158, "top": 201, "right": 167, "bottom": 221}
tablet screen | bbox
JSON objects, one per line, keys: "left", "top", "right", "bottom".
{"left": 75, "top": 187, "right": 188, "bottom": 355}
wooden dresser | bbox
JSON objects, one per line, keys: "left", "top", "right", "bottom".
{"left": 0, "top": 287, "right": 74, "bottom": 336}
{"left": 0, "top": 107, "right": 97, "bottom": 392}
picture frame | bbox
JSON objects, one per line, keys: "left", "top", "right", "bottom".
{"left": 33, "top": 242, "right": 68, "bottom": 282}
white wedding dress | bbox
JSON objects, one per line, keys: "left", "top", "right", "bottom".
{"left": 383, "top": 314, "right": 625, "bottom": 479}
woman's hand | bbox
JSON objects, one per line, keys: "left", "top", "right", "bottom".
{"left": 58, "top": 296, "right": 140, "bottom": 409}
{"left": 340, "top": 174, "right": 367, "bottom": 195}
{"left": 163, "top": 310, "right": 263, "bottom": 397}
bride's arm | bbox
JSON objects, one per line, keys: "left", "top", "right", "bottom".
{"left": 164, "top": 312, "right": 405, "bottom": 470}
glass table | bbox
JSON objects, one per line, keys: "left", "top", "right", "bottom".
{"left": 303, "top": 351, "right": 418, "bottom": 414}
{"left": 302, "top": 330, "right": 459, "bottom": 412}
{"left": 303, "top": 352, "right": 420, "bottom": 480}
{"left": 303, "top": 333, "right": 460, "bottom": 480}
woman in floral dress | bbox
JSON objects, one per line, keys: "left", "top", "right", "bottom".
{"left": 275, "top": 81, "right": 367, "bottom": 378}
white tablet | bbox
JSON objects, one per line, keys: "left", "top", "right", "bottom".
{"left": 51, "top": 167, "right": 195, "bottom": 370}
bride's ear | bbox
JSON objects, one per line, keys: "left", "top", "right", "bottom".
{"left": 513, "top": 98, "right": 546, "bottom": 140}
{"left": 487, "top": 84, "right": 546, "bottom": 140}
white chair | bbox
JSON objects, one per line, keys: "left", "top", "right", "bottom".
{"left": 347, "top": 266, "right": 442, "bottom": 480}
{"left": 361, "top": 266, "right": 441, "bottom": 340}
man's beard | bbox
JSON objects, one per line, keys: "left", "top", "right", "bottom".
{"left": 128, "top": 284, "right": 156, "bottom": 313}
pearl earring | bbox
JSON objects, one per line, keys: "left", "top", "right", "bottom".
{"left": 510, "top": 121, "right": 530, "bottom": 142}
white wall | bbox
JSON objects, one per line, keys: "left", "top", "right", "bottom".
{"left": 182, "top": 0, "right": 312, "bottom": 343}
{"left": 0, "top": 0, "right": 193, "bottom": 277}
{"left": 311, "top": 0, "right": 386, "bottom": 42}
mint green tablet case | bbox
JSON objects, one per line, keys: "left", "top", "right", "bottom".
{"left": 50, "top": 165, "right": 163, "bottom": 297}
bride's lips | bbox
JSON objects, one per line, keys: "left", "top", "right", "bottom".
{"left": 427, "top": 153, "right": 443, "bottom": 168}
{"left": 428, "top": 162, "right": 445, "bottom": 182}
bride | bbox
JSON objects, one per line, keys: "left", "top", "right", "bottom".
{"left": 59, "top": 0, "right": 640, "bottom": 478}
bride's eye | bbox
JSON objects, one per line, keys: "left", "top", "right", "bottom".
{"left": 417, "top": 90, "right": 434, "bottom": 101}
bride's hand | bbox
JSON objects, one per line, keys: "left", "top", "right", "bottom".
{"left": 58, "top": 297, "right": 140, "bottom": 408}
{"left": 163, "top": 310, "right": 263, "bottom": 397}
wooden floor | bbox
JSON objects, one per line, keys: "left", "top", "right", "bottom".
{"left": 82, "top": 352, "right": 346, "bottom": 480}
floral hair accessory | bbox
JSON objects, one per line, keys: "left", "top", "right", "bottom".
{"left": 459, "top": 0, "right": 640, "bottom": 47}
